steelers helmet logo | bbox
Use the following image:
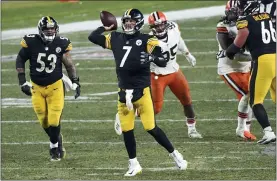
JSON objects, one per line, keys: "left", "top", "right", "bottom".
{"left": 136, "top": 39, "right": 142, "bottom": 46}
{"left": 56, "top": 47, "right": 61, "bottom": 53}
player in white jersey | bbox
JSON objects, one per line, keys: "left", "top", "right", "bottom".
{"left": 216, "top": 0, "right": 256, "bottom": 140}
{"left": 147, "top": 11, "right": 202, "bottom": 138}
{"left": 114, "top": 11, "right": 202, "bottom": 138}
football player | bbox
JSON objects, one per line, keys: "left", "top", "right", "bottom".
{"left": 88, "top": 8, "right": 187, "bottom": 176}
{"left": 216, "top": 0, "right": 256, "bottom": 140}
{"left": 16, "top": 16, "right": 81, "bottom": 161}
{"left": 114, "top": 11, "right": 202, "bottom": 139}
{"left": 226, "top": 0, "right": 276, "bottom": 144}
{"left": 148, "top": 11, "right": 202, "bottom": 138}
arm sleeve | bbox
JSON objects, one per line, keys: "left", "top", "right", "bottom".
{"left": 216, "top": 33, "right": 234, "bottom": 50}
{"left": 16, "top": 48, "right": 29, "bottom": 69}
{"left": 88, "top": 27, "right": 109, "bottom": 49}
{"left": 178, "top": 37, "right": 190, "bottom": 55}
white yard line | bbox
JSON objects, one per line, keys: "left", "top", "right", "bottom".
{"left": 1, "top": 141, "right": 256, "bottom": 145}
{"left": 1, "top": 97, "right": 273, "bottom": 109}
{"left": 194, "top": 156, "right": 241, "bottom": 159}
{"left": 2, "top": 6, "right": 225, "bottom": 40}
{"left": 1, "top": 167, "right": 273, "bottom": 171}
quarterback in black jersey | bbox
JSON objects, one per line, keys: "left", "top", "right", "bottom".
{"left": 16, "top": 16, "right": 81, "bottom": 161}
{"left": 88, "top": 8, "right": 187, "bottom": 176}
{"left": 226, "top": 0, "right": 276, "bottom": 144}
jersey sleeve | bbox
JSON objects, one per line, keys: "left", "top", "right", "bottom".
{"left": 146, "top": 36, "right": 159, "bottom": 54}
{"left": 104, "top": 33, "right": 112, "bottom": 49}
{"left": 65, "top": 40, "right": 72, "bottom": 52}
{"left": 19, "top": 35, "right": 33, "bottom": 60}
{"left": 20, "top": 37, "right": 28, "bottom": 48}
{"left": 20, "top": 35, "right": 35, "bottom": 49}
{"left": 236, "top": 16, "right": 249, "bottom": 30}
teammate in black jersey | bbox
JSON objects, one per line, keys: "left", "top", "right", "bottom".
{"left": 88, "top": 8, "right": 187, "bottom": 176}
{"left": 226, "top": 0, "right": 276, "bottom": 144}
{"left": 16, "top": 16, "right": 81, "bottom": 161}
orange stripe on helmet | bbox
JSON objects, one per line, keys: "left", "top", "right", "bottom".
{"left": 148, "top": 11, "right": 167, "bottom": 25}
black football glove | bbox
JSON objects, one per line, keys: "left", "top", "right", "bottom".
{"left": 216, "top": 50, "right": 226, "bottom": 60}
{"left": 71, "top": 77, "right": 81, "bottom": 99}
{"left": 20, "top": 82, "right": 32, "bottom": 96}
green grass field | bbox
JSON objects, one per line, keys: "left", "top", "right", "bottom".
{"left": 1, "top": 1, "right": 276, "bottom": 180}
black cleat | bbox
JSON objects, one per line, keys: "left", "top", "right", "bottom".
{"left": 50, "top": 147, "right": 61, "bottom": 161}
{"left": 58, "top": 133, "right": 66, "bottom": 159}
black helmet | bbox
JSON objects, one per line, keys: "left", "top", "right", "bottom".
{"left": 121, "top": 9, "right": 144, "bottom": 35}
{"left": 38, "top": 16, "right": 59, "bottom": 42}
{"left": 225, "top": 0, "right": 240, "bottom": 22}
{"left": 238, "top": 0, "right": 260, "bottom": 16}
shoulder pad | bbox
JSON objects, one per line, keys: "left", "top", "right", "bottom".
{"left": 56, "top": 36, "right": 72, "bottom": 52}
{"left": 167, "top": 21, "right": 179, "bottom": 31}
{"left": 236, "top": 16, "right": 249, "bottom": 30}
{"left": 20, "top": 34, "right": 38, "bottom": 48}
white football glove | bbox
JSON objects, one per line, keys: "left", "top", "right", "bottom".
{"left": 62, "top": 73, "right": 79, "bottom": 91}
{"left": 185, "top": 53, "right": 196, "bottom": 67}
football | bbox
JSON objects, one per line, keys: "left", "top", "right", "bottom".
{"left": 100, "top": 11, "right": 118, "bottom": 30}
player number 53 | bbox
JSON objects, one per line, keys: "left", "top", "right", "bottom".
{"left": 36, "top": 53, "right": 57, "bottom": 73}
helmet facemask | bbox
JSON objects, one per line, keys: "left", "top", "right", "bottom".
{"left": 38, "top": 17, "right": 59, "bottom": 42}
{"left": 150, "top": 21, "right": 168, "bottom": 38}
{"left": 225, "top": 7, "right": 240, "bottom": 23}
{"left": 122, "top": 17, "right": 137, "bottom": 35}
{"left": 121, "top": 9, "right": 144, "bottom": 35}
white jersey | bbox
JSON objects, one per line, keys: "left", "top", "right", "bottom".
{"left": 150, "top": 21, "right": 188, "bottom": 75}
{"left": 216, "top": 21, "right": 251, "bottom": 75}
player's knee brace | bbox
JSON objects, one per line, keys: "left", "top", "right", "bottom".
{"left": 238, "top": 94, "right": 249, "bottom": 113}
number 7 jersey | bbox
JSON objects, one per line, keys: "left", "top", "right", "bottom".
{"left": 104, "top": 31, "right": 159, "bottom": 89}
{"left": 20, "top": 34, "right": 72, "bottom": 86}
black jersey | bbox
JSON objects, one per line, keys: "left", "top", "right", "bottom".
{"left": 104, "top": 32, "right": 159, "bottom": 89}
{"left": 236, "top": 13, "right": 276, "bottom": 60}
{"left": 20, "top": 34, "right": 72, "bottom": 86}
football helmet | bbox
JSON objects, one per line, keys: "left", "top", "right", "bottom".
{"left": 148, "top": 11, "right": 168, "bottom": 38}
{"left": 121, "top": 9, "right": 144, "bottom": 35}
{"left": 225, "top": 0, "right": 240, "bottom": 22}
{"left": 238, "top": 0, "right": 260, "bottom": 16}
{"left": 38, "top": 16, "right": 59, "bottom": 42}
